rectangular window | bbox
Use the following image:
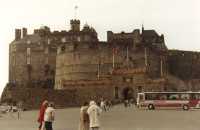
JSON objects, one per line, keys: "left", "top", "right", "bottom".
{"left": 61, "top": 37, "right": 66, "bottom": 43}
{"left": 45, "top": 57, "right": 49, "bottom": 64}
{"left": 27, "top": 56, "right": 31, "bottom": 64}
{"left": 44, "top": 48, "right": 49, "bottom": 54}
{"left": 27, "top": 48, "right": 31, "bottom": 56}
{"left": 47, "top": 39, "right": 51, "bottom": 44}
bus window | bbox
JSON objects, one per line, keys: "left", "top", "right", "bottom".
{"left": 191, "top": 93, "right": 200, "bottom": 100}
{"left": 195, "top": 94, "right": 200, "bottom": 99}
{"left": 145, "top": 93, "right": 158, "bottom": 100}
{"left": 180, "top": 94, "right": 189, "bottom": 100}
{"left": 159, "top": 94, "right": 167, "bottom": 100}
{"left": 168, "top": 94, "right": 179, "bottom": 100}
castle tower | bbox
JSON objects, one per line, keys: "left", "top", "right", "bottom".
{"left": 70, "top": 19, "right": 80, "bottom": 32}
{"left": 22, "top": 28, "right": 27, "bottom": 38}
{"left": 15, "top": 29, "right": 21, "bottom": 41}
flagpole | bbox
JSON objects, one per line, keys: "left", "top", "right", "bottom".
{"left": 74, "top": 6, "right": 78, "bottom": 19}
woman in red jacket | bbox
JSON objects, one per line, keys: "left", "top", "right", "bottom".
{"left": 38, "top": 100, "right": 48, "bottom": 130}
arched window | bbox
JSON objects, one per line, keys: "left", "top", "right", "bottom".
{"left": 137, "top": 86, "right": 143, "bottom": 93}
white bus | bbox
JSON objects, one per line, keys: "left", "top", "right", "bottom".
{"left": 137, "top": 92, "right": 200, "bottom": 110}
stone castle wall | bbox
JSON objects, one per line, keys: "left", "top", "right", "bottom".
{"left": 4, "top": 19, "right": 200, "bottom": 109}
{"left": 1, "top": 85, "right": 115, "bottom": 109}
{"left": 168, "top": 50, "right": 200, "bottom": 80}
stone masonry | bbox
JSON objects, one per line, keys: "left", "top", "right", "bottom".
{"left": 1, "top": 19, "right": 200, "bottom": 109}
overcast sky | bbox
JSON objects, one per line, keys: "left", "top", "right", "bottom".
{"left": 0, "top": 0, "right": 200, "bottom": 96}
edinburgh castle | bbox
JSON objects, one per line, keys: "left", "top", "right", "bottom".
{"left": 1, "top": 19, "right": 200, "bottom": 109}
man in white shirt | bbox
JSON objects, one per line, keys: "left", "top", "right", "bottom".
{"left": 87, "top": 101, "right": 102, "bottom": 130}
{"left": 44, "top": 102, "right": 55, "bottom": 130}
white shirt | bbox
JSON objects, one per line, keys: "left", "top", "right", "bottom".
{"left": 44, "top": 107, "right": 55, "bottom": 122}
{"left": 100, "top": 101, "right": 105, "bottom": 108}
{"left": 87, "top": 104, "right": 102, "bottom": 128}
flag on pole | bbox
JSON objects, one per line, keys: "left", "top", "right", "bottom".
{"left": 74, "top": 5, "right": 78, "bottom": 19}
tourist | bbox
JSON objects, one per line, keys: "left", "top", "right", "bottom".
{"left": 17, "top": 107, "right": 20, "bottom": 119}
{"left": 124, "top": 99, "right": 128, "bottom": 107}
{"left": 44, "top": 102, "right": 55, "bottom": 130}
{"left": 87, "top": 101, "right": 102, "bottom": 130}
{"left": 37, "top": 100, "right": 48, "bottom": 130}
{"left": 100, "top": 99, "right": 106, "bottom": 112}
{"left": 108, "top": 100, "right": 113, "bottom": 109}
{"left": 79, "top": 101, "right": 90, "bottom": 130}
{"left": 9, "top": 105, "right": 14, "bottom": 117}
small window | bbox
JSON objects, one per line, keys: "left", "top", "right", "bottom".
{"left": 77, "top": 36, "right": 81, "bottom": 42}
{"left": 27, "top": 57, "right": 31, "bottom": 64}
{"left": 44, "top": 48, "right": 49, "bottom": 54}
{"left": 61, "top": 37, "right": 66, "bottom": 43}
{"left": 137, "top": 86, "right": 142, "bottom": 93}
{"left": 27, "top": 40, "right": 31, "bottom": 44}
{"left": 45, "top": 57, "right": 48, "bottom": 64}
{"left": 47, "top": 39, "right": 51, "bottom": 44}
{"left": 27, "top": 48, "right": 31, "bottom": 56}
{"left": 61, "top": 46, "right": 66, "bottom": 52}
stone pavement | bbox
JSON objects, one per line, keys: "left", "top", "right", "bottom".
{"left": 0, "top": 104, "right": 200, "bottom": 130}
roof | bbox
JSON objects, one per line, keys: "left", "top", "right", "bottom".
{"left": 142, "top": 30, "right": 159, "bottom": 38}
{"left": 11, "top": 34, "right": 41, "bottom": 44}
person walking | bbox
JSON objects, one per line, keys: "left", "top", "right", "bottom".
{"left": 100, "top": 100, "right": 106, "bottom": 112}
{"left": 87, "top": 101, "right": 102, "bottom": 130}
{"left": 37, "top": 100, "right": 48, "bottom": 130}
{"left": 44, "top": 102, "right": 55, "bottom": 130}
{"left": 79, "top": 102, "right": 90, "bottom": 130}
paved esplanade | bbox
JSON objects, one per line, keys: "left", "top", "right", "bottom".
{"left": 0, "top": 105, "right": 199, "bottom": 130}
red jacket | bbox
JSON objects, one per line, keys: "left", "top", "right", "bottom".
{"left": 38, "top": 105, "right": 47, "bottom": 123}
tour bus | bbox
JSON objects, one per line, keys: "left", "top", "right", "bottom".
{"left": 137, "top": 92, "right": 200, "bottom": 110}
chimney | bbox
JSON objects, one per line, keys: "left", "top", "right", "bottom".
{"left": 22, "top": 28, "right": 27, "bottom": 38}
{"left": 107, "top": 31, "right": 113, "bottom": 42}
{"left": 15, "top": 29, "right": 21, "bottom": 41}
{"left": 34, "top": 29, "right": 39, "bottom": 34}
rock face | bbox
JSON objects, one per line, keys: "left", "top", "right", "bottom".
{"left": 2, "top": 19, "right": 200, "bottom": 109}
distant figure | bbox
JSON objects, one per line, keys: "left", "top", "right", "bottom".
{"left": 129, "top": 98, "right": 135, "bottom": 106}
{"left": 100, "top": 99, "right": 106, "bottom": 112}
{"left": 79, "top": 102, "right": 90, "bottom": 130}
{"left": 108, "top": 100, "right": 113, "bottom": 108}
{"left": 44, "top": 102, "right": 55, "bottom": 130}
{"left": 9, "top": 105, "right": 14, "bottom": 117}
{"left": 87, "top": 101, "right": 102, "bottom": 130}
{"left": 124, "top": 100, "right": 128, "bottom": 107}
{"left": 17, "top": 102, "right": 22, "bottom": 119}
{"left": 17, "top": 107, "right": 21, "bottom": 119}
{"left": 38, "top": 100, "right": 48, "bottom": 130}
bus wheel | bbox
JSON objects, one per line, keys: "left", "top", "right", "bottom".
{"left": 182, "top": 105, "right": 189, "bottom": 110}
{"left": 148, "top": 104, "right": 155, "bottom": 110}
